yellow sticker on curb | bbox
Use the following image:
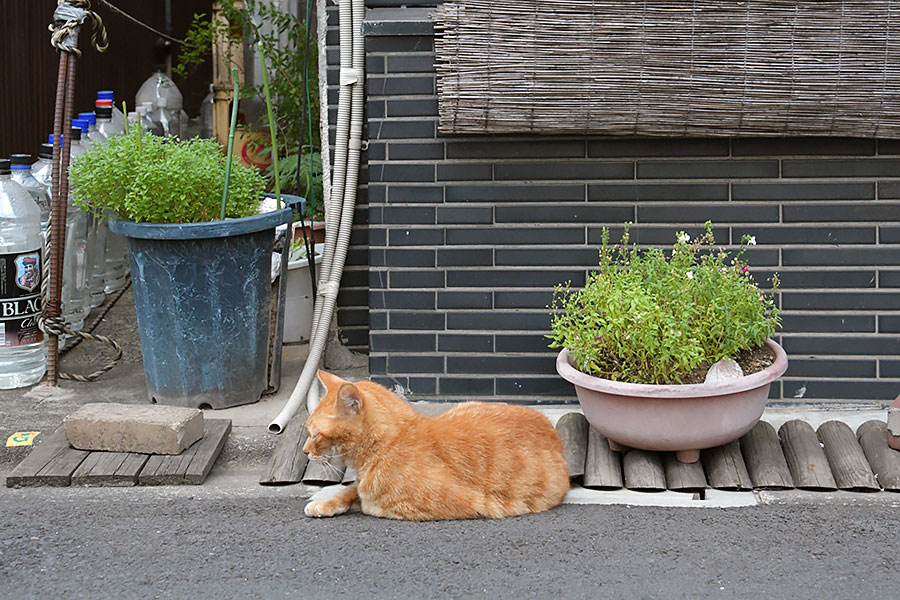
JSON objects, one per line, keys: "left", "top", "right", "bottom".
{"left": 6, "top": 432, "right": 40, "bottom": 447}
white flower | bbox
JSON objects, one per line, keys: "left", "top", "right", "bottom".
{"left": 677, "top": 232, "right": 691, "bottom": 244}
{"left": 686, "top": 271, "right": 694, "bottom": 280}
{"left": 748, "top": 236, "right": 757, "bottom": 246}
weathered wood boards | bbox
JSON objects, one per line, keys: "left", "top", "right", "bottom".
{"left": 556, "top": 412, "right": 589, "bottom": 479}
{"left": 702, "top": 441, "right": 753, "bottom": 490}
{"left": 138, "top": 419, "right": 232, "bottom": 485}
{"left": 583, "top": 426, "right": 623, "bottom": 490}
{"left": 623, "top": 450, "right": 666, "bottom": 491}
{"left": 779, "top": 420, "right": 837, "bottom": 491}
{"left": 857, "top": 420, "right": 900, "bottom": 491}
{"left": 740, "top": 421, "right": 794, "bottom": 490}
{"left": 6, "top": 428, "right": 90, "bottom": 488}
{"left": 817, "top": 421, "right": 879, "bottom": 492}
{"left": 664, "top": 453, "right": 707, "bottom": 492}
{"left": 260, "top": 409, "right": 310, "bottom": 485}
{"left": 302, "top": 460, "right": 345, "bottom": 485}
{"left": 72, "top": 452, "right": 149, "bottom": 487}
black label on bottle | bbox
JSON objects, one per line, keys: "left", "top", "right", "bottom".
{"left": 0, "top": 250, "right": 43, "bottom": 347}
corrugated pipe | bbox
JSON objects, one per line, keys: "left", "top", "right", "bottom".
{"left": 268, "top": 0, "right": 363, "bottom": 433}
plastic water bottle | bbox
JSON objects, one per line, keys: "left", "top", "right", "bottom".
{"left": 200, "top": 83, "right": 215, "bottom": 138}
{"left": 96, "top": 90, "right": 126, "bottom": 132}
{"left": 9, "top": 154, "right": 50, "bottom": 234}
{"left": 136, "top": 65, "right": 187, "bottom": 137}
{"left": 95, "top": 103, "right": 124, "bottom": 138}
{"left": 72, "top": 119, "right": 93, "bottom": 151}
{"left": 46, "top": 132, "right": 92, "bottom": 331}
{"left": 77, "top": 112, "right": 108, "bottom": 146}
{"left": 0, "top": 158, "right": 47, "bottom": 389}
{"left": 152, "top": 97, "right": 180, "bottom": 137}
{"left": 135, "top": 104, "right": 153, "bottom": 134}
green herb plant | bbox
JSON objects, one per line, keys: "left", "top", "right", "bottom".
{"left": 548, "top": 222, "right": 781, "bottom": 385}
{"left": 69, "top": 125, "right": 265, "bottom": 224}
{"left": 175, "top": 0, "right": 322, "bottom": 219}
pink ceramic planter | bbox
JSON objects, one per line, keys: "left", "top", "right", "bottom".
{"left": 556, "top": 339, "right": 789, "bottom": 463}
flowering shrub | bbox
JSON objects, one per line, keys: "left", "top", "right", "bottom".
{"left": 548, "top": 222, "right": 781, "bottom": 384}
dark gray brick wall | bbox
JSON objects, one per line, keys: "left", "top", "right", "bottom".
{"left": 350, "top": 8, "right": 900, "bottom": 405}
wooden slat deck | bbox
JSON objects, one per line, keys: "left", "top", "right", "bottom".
{"left": 287, "top": 415, "right": 900, "bottom": 495}
{"left": 6, "top": 420, "right": 231, "bottom": 488}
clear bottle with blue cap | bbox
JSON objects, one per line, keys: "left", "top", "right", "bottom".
{"left": 46, "top": 132, "right": 92, "bottom": 332}
{"left": 0, "top": 158, "right": 47, "bottom": 389}
{"left": 9, "top": 154, "right": 50, "bottom": 234}
{"left": 71, "top": 119, "right": 93, "bottom": 151}
{"left": 94, "top": 105, "right": 123, "bottom": 139}
{"left": 96, "top": 90, "right": 126, "bottom": 132}
{"left": 77, "top": 112, "right": 108, "bottom": 146}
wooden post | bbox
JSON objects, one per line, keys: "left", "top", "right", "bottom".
{"left": 212, "top": 1, "right": 244, "bottom": 146}
{"left": 857, "top": 420, "right": 900, "bottom": 491}
{"left": 583, "top": 426, "right": 624, "bottom": 490}
{"left": 778, "top": 420, "right": 837, "bottom": 490}
{"left": 817, "top": 420, "right": 879, "bottom": 492}
{"left": 740, "top": 421, "right": 794, "bottom": 490}
{"left": 701, "top": 440, "right": 753, "bottom": 490}
{"left": 622, "top": 450, "right": 666, "bottom": 491}
{"left": 555, "top": 412, "right": 588, "bottom": 479}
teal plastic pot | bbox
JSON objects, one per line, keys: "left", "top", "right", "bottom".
{"left": 109, "top": 205, "right": 294, "bottom": 409}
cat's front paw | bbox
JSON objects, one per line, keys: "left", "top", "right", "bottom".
{"left": 305, "top": 499, "right": 344, "bottom": 518}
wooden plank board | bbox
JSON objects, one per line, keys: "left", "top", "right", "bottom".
{"left": 72, "top": 451, "right": 149, "bottom": 487}
{"left": 857, "top": 420, "right": 900, "bottom": 491}
{"left": 5, "top": 427, "right": 89, "bottom": 488}
{"left": 817, "top": 420, "right": 879, "bottom": 492}
{"left": 555, "top": 412, "right": 589, "bottom": 479}
{"left": 138, "top": 419, "right": 231, "bottom": 486}
{"left": 740, "top": 421, "right": 794, "bottom": 490}
{"left": 702, "top": 440, "right": 752, "bottom": 490}
{"left": 260, "top": 408, "right": 310, "bottom": 485}
{"left": 779, "top": 420, "right": 837, "bottom": 491}
{"left": 183, "top": 420, "right": 231, "bottom": 484}
{"left": 664, "top": 453, "right": 707, "bottom": 492}
{"left": 623, "top": 449, "right": 666, "bottom": 491}
{"left": 302, "top": 459, "right": 345, "bottom": 485}
{"left": 583, "top": 426, "right": 623, "bottom": 490}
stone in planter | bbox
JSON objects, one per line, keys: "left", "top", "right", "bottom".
{"left": 555, "top": 338, "right": 788, "bottom": 464}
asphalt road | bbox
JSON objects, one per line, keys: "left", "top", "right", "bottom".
{"left": 2, "top": 478, "right": 899, "bottom": 599}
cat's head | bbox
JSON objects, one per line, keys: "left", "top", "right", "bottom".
{"left": 302, "top": 370, "right": 364, "bottom": 460}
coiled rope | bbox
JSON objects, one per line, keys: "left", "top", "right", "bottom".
{"left": 38, "top": 0, "right": 123, "bottom": 383}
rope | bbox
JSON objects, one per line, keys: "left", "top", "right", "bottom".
{"left": 95, "top": 0, "right": 183, "bottom": 45}
{"left": 41, "top": 0, "right": 123, "bottom": 384}
{"left": 49, "top": 0, "right": 108, "bottom": 57}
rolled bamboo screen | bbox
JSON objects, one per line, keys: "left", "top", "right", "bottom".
{"left": 433, "top": 0, "right": 900, "bottom": 137}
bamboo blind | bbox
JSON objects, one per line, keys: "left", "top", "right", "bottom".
{"left": 433, "top": 0, "right": 900, "bottom": 137}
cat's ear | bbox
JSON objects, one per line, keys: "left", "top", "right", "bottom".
{"left": 336, "top": 383, "right": 362, "bottom": 417}
{"left": 318, "top": 370, "right": 344, "bottom": 390}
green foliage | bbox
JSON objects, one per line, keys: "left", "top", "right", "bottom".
{"left": 548, "top": 222, "right": 781, "bottom": 384}
{"left": 69, "top": 126, "right": 264, "bottom": 224}
{"left": 174, "top": 0, "right": 321, "bottom": 218}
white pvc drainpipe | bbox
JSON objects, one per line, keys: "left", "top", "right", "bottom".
{"left": 269, "top": 0, "right": 363, "bottom": 433}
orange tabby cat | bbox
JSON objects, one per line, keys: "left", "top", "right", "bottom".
{"left": 302, "top": 371, "right": 570, "bottom": 521}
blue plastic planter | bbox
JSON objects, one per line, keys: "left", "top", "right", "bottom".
{"left": 109, "top": 205, "right": 295, "bottom": 409}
